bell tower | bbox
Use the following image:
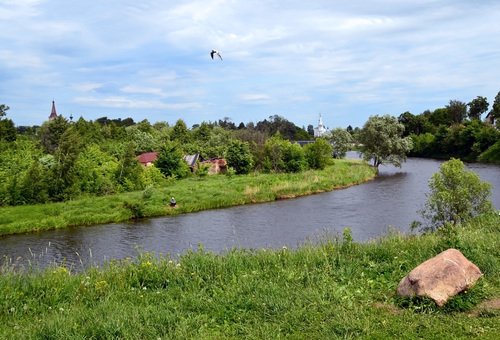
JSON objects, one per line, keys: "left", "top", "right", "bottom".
{"left": 49, "top": 100, "right": 58, "bottom": 120}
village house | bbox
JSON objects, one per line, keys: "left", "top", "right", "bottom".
{"left": 136, "top": 151, "right": 227, "bottom": 174}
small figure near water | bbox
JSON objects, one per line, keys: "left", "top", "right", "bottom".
{"left": 169, "top": 197, "right": 177, "bottom": 207}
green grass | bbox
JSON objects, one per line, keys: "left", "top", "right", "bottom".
{"left": 0, "top": 159, "right": 376, "bottom": 236}
{"left": 1, "top": 213, "right": 499, "bottom": 339}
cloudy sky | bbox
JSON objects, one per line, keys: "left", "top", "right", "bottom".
{"left": 2, "top": 0, "right": 500, "bottom": 129}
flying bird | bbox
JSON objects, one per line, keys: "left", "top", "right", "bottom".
{"left": 210, "top": 49, "right": 223, "bottom": 60}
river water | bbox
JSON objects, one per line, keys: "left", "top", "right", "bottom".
{"left": 1, "top": 154, "right": 499, "bottom": 270}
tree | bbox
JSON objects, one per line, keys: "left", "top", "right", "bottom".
{"left": 418, "top": 158, "right": 493, "bottom": 231}
{"left": 489, "top": 91, "right": 500, "bottom": 126}
{"left": 446, "top": 100, "right": 467, "bottom": 124}
{"left": 39, "top": 115, "right": 70, "bottom": 154}
{"left": 467, "top": 96, "right": 489, "bottom": 120}
{"left": 171, "top": 119, "right": 191, "bottom": 144}
{"left": 283, "top": 142, "right": 307, "bottom": 172}
{"left": 307, "top": 124, "right": 314, "bottom": 137}
{"left": 155, "top": 141, "right": 189, "bottom": 178}
{"left": 304, "top": 138, "right": 333, "bottom": 170}
{"left": 225, "top": 140, "right": 254, "bottom": 174}
{"left": 0, "top": 104, "right": 9, "bottom": 118}
{"left": 330, "top": 128, "right": 353, "bottom": 158}
{"left": 359, "top": 115, "right": 413, "bottom": 169}
{"left": 0, "top": 104, "right": 16, "bottom": 142}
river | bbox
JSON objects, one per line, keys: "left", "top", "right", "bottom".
{"left": 1, "top": 154, "right": 499, "bottom": 270}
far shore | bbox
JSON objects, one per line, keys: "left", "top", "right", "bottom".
{"left": 0, "top": 159, "right": 376, "bottom": 236}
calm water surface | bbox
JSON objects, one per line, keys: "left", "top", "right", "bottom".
{"left": 1, "top": 154, "right": 499, "bottom": 269}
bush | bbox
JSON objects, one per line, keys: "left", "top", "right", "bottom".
{"left": 417, "top": 158, "right": 493, "bottom": 231}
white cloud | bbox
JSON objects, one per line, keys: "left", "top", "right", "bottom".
{"left": 2, "top": 0, "right": 500, "bottom": 128}
{"left": 74, "top": 96, "right": 202, "bottom": 110}
{"left": 239, "top": 93, "right": 272, "bottom": 103}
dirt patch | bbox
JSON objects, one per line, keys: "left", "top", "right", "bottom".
{"left": 373, "top": 302, "right": 402, "bottom": 315}
{"left": 468, "top": 298, "right": 500, "bottom": 317}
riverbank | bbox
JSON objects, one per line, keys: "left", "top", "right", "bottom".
{"left": 0, "top": 159, "right": 376, "bottom": 236}
{"left": 1, "top": 213, "right": 498, "bottom": 338}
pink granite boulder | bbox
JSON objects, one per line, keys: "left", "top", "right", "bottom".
{"left": 397, "top": 248, "right": 482, "bottom": 306}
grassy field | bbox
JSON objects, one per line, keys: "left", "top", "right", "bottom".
{"left": 1, "top": 213, "right": 498, "bottom": 339}
{"left": 0, "top": 159, "right": 376, "bottom": 236}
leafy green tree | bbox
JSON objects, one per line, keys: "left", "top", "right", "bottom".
{"left": 73, "top": 144, "right": 119, "bottom": 195}
{"left": 330, "top": 128, "right": 353, "bottom": 158}
{"left": 304, "top": 138, "right": 333, "bottom": 170}
{"left": 0, "top": 118, "right": 16, "bottom": 142}
{"left": 0, "top": 104, "right": 9, "bottom": 118}
{"left": 398, "top": 111, "right": 427, "bottom": 136}
{"left": 116, "top": 142, "right": 143, "bottom": 191}
{"left": 489, "top": 91, "right": 500, "bottom": 126}
{"left": 283, "top": 142, "right": 307, "bottom": 172}
{"left": 263, "top": 135, "right": 288, "bottom": 172}
{"left": 171, "top": 119, "right": 191, "bottom": 144}
{"left": 49, "top": 128, "right": 83, "bottom": 200}
{"left": 155, "top": 141, "right": 189, "bottom": 178}
{"left": 39, "top": 115, "right": 70, "bottom": 154}
{"left": 225, "top": 140, "right": 254, "bottom": 174}
{"left": 0, "top": 139, "right": 43, "bottom": 205}
{"left": 409, "top": 133, "right": 436, "bottom": 157}
{"left": 418, "top": 158, "right": 493, "bottom": 231}
{"left": 0, "top": 104, "right": 16, "bottom": 142}
{"left": 359, "top": 115, "right": 413, "bottom": 169}
{"left": 446, "top": 100, "right": 467, "bottom": 124}
{"left": 467, "top": 96, "right": 489, "bottom": 120}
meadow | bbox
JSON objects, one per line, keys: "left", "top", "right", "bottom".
{"left": 0, "top": 159, "right": 375, "bottom": 236}
{"left": 1, "top": 213, "right": 498, "bottom": 338}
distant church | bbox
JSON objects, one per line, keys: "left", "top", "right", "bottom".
{"left": 313, "top": 113, "right": 328, "bottom": 137}
{"left": 49, "top": 100, "right": 58, "bottom": 120}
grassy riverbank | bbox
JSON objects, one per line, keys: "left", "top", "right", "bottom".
{"left": 0, "top": 159, "right": 375, "bottom": 236}
{"left": 1, "top": 213, "right": 499, "bottom": 339}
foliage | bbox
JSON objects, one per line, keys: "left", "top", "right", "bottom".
{"left": 0, "top": 104, "right": 9, "bottom": 118}
{"left": 417, "top": 158, "right": 493, "bottom": 231}
{"left": 329, "top": 128, "right": 353, "bottom": 158}
{"left": 409, "top": 133, "right": 435, "bottom": 157}
{"left": 155, "top": 141, "right": 190, "bottom": 179}
{"left": 359, "top": 115, "right": 413, "bottom": 168}
{"left": 446, "top": 100, "right": 467, "bottom": 124}
{"left": 304, "top": 138, "right": 333, "bottom": 169}
{"left": 282, "top": 142, "right": 307, "bottom": 172}
{"left": 72, "top": 144, "right": 119, "bottom": 195}
{"left": 478, "top": 140, "right": 500, "bottom": 164}
{"left": 39, "top": 116, "right": 70, "bottom": 154}
{"left": 0, "top": 159, "right": 375, "bottom": 235}
{"left": 225, "top": 139, "right": 254, "bottom": 174}
{"left": 467, "top": 96, "right": 489, "bottom": 120}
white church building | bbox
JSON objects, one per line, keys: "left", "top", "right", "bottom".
{"left": 313, "top": 114, "right": 328, "bottom": 137}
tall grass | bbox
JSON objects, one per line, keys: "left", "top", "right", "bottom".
{"left": 0, "top": 159, "right": 375, "bottom": 236}
{"left": 1, "top": 213, "right": 498, "bottom": 338}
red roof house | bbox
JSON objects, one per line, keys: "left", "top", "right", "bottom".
{"left": 137, "top": 152, "right": 158, "bottom": 167}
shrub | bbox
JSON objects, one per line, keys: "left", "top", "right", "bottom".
{"left": 417, "top": 158, "right": 493, "bottom": 231}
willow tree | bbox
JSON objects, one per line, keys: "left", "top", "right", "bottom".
{"left": 359, "top": 115, "right": 413, "bottom": 169}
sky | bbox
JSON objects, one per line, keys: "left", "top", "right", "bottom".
{"left": 2, "top": 0, "right": 500, "bottom": 130}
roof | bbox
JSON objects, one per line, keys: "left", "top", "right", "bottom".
{"left": 183, "top": 154, "right": 200, "bottom": 167}
{"left": 137, "top": 152, "right": 158, "bottom": 165}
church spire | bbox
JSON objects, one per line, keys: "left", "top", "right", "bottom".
{"left": 49, "top": 100, "right": 58, "bottom": 120}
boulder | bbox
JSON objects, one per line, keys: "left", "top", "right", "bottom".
{"left": 397, "top": 248, "right": 482, "bottom": 306}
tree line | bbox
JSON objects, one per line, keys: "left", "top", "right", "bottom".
{"left": 0, "top": 109, "right": 334, "bottom": 206}
{"left": 397, "top": 92, "right": 500, "bottom": 162}
{"left": 1, "top": 91, "right": 498, "bottom": 207}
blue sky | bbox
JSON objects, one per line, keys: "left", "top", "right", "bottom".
{"left": 2, "top": 0, "right": 500, "bottom": 129}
